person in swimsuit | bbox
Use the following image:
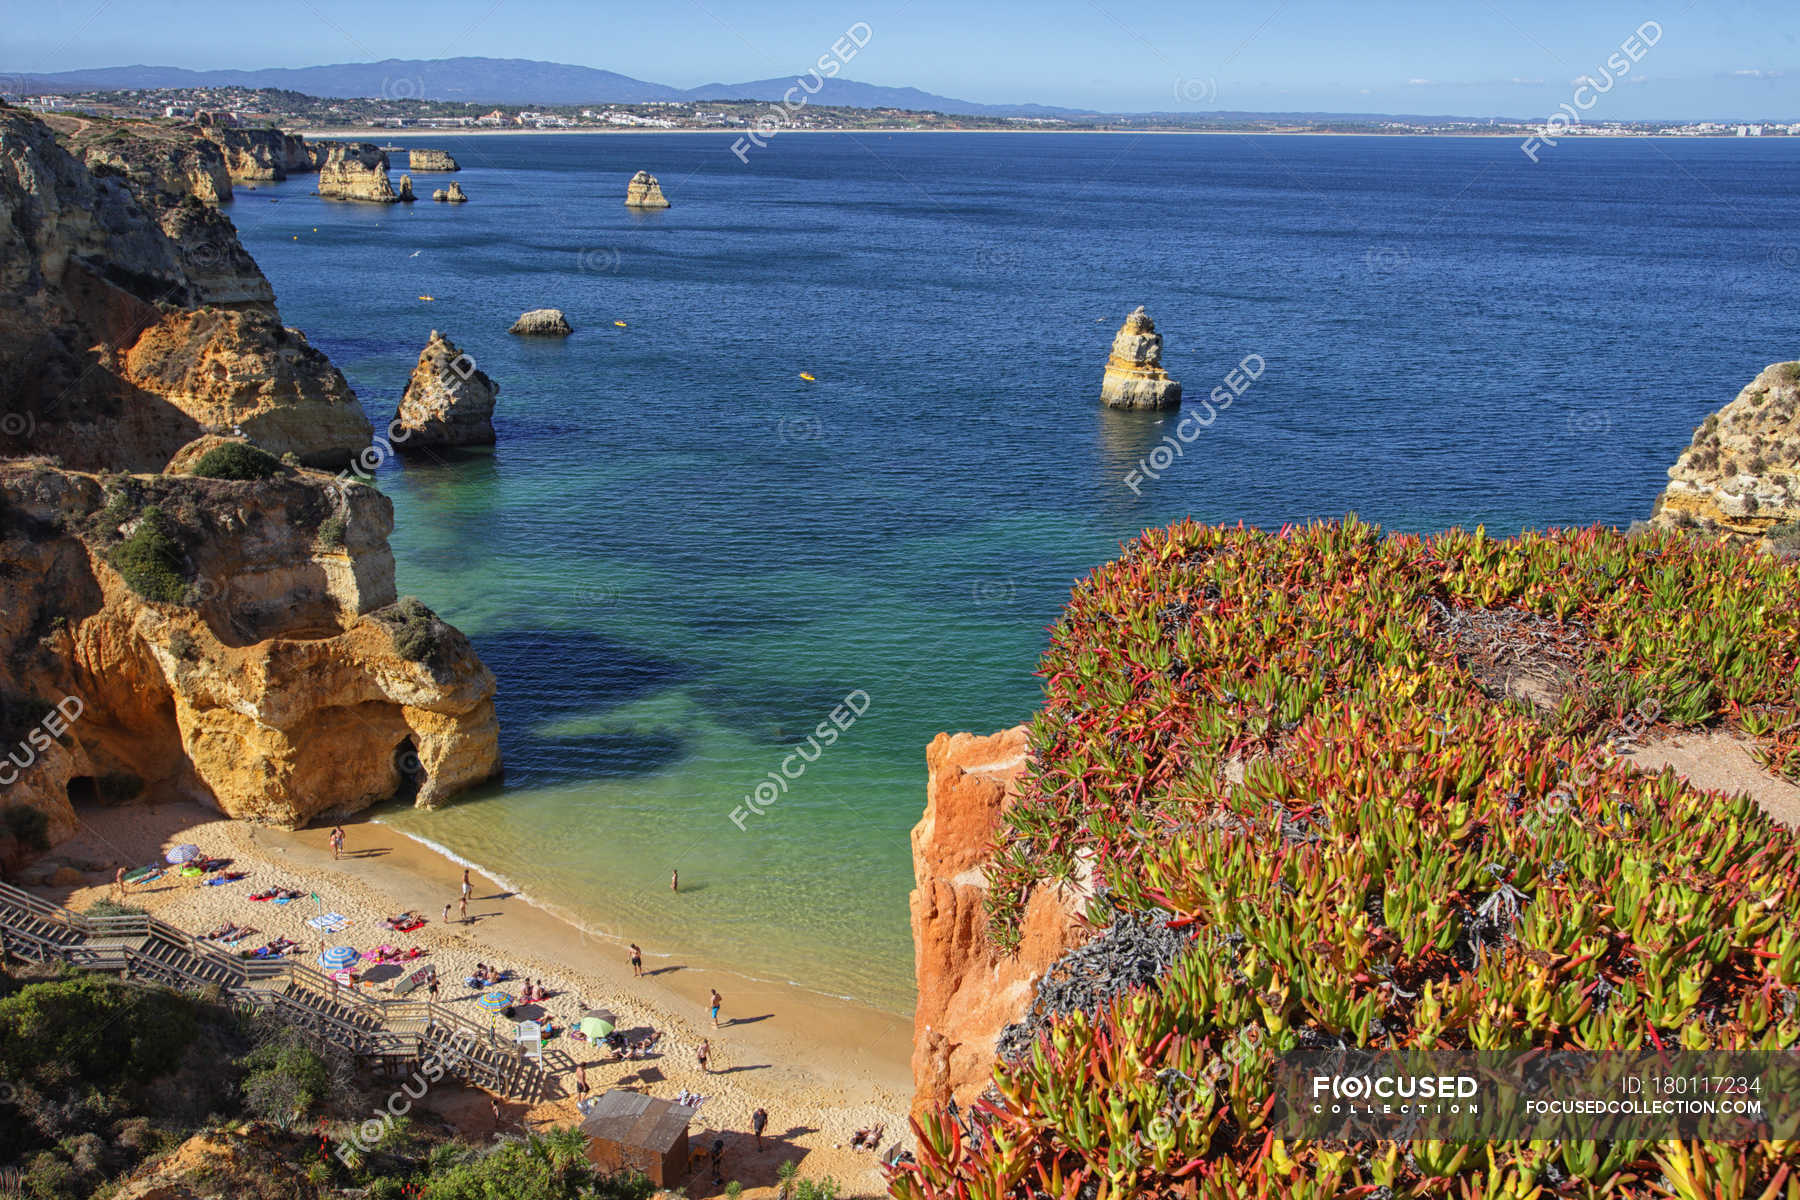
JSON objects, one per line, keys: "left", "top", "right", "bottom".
{"left": 629, "top": 943, "right": 643, "bottom": 977}
{"left": 752, "top": 1107, "right": 768, "bottom": 1150}
{"left": 709, "top": 988, "right": 722, "bottom": 1027}
{"left": 670, "top": 867, "right": 679, "bottom": 893}
{"left": 462, "top": 868, "right": 472, "bottom": 901}
{"left": 329, "top": 827, "right": 345, "bottom": 859}
{"left": 575, "top": 1062, "right": 590, "bottom": 1099}
{"left": 697, "top": 1039, "right": 711, "bottom": 1073}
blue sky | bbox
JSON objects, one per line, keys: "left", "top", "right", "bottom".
{"left": 7, "top": 0, "right": 1797, "bottom": 117}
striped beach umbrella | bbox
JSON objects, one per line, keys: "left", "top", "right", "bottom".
{"left": 165, "top": 844, "right": 201, "bottom": 864}
{"left": 318, "top": 945, "right": 361, "bottom": 969}
{"left": 478, "top": 991, "right": 513, "bottom": 1011}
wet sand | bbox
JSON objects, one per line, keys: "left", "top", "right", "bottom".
{"left": 36, "top": 801, "right": 912, "bottom": 1197}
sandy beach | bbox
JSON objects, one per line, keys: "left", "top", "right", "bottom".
{"left": 33, "top": 801, "right": 914, "bottom": 1198}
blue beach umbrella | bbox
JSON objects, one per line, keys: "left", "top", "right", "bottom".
{"left": 478, "top": 991, "right": 513, "bottom": 1011}
{"left": 318, "top": 945, "right": 361, "bottom": 969}
{"left": 165, "top": 844, "right": 201, "bottom": 864}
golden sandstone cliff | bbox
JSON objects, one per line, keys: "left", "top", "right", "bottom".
{"left": 0, "top": 106, "right": 499, "bottom": 852}
{"left": 316, "top": 142, "right": 401, "bottom": 203}
{"left": 1652, "top": 360, "right": 1800, "bottom": 541}
{"left": 624, "top": 169, "right": 671, "bottom": 209}
{"left": 910, "top": 727, "right": 1087, "bottom": 1117}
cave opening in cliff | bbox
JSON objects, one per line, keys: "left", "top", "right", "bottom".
{"left": 394, "top": 738, "right": 425, "bottom": 804}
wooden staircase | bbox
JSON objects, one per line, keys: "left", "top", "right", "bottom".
{"left": 0, "top": 880, "right": 549, "bottom": 1100}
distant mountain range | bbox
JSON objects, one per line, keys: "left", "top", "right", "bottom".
{"left": 4, "top": 58, "right": 1090, "bottom": 117}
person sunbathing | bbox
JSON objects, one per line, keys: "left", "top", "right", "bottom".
{"left": 850, "top": 1125, "right": 885, "bottom": 1151}
{"left": 386, "top": 911, "right": 426, "bottom": 931}
{"left": 202, "top": 921, "right": 244, "bottom": 940}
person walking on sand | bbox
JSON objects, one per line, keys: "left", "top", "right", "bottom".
{"left": 670, "top": 867, "right": 679, "bottom": 893}
{"left": 752, "top": 1106, "right": 768, "bottom": 1151}
{"left": 458, "top": 894, "right": 469, "bottom": 924}
{"left": 461, "top": 868, "right": 472, "bottom": 902}
{"left": 697, "top": 1039, "right": 711, "bottom": 1073}
{"left": 709, "top": 987, "right": 723, "bottom": 1028}
{"left": 428, "top": 974, "right": 440, "bottom": 1002}
{"left": 575, "top": 1062, "right": 590, "bottom": 1102}
{"left": 442, "top": 902, "right": 452, "bottom": 926}
{"left": 329, "top": 826, "right": 345, "bottom": 859}
{"left": 629, "top": 943, "right": 643, "bottom": 977}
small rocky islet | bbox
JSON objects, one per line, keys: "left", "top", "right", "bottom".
{"left": 624, "top": 168, "right": 670, "bottom": 208}
{"left": 1099, "top": 305, "right": 1182, "bottom": 409}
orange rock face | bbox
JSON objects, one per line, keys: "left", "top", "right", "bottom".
{"left": 910, "top": 728, "right": 1089, "bottom": 1117}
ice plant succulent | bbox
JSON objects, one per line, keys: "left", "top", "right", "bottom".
{"left": 892, "top": 519, "right": 1800, "bottom": 1200}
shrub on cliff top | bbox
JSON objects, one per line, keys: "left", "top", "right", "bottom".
{"left": 893, "top": 519, "right": 1800, "bottom": 1200}
{"left": 189, "top": 442, "right": 283, "bottom": 481}
{"left": 107, "top": 505, "right": 187, "bottom": 602}
{"left": 384, "top": 596, "right": 444, "bottom": 665}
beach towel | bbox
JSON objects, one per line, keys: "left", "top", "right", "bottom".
{"left": 204, "top": 872, "right": 248, "bottom": 886}
{"left": 390, "top": 918, "right": 425, "bottom": 933}
{"left": 306, "top": 913, "right": 350, "bottom": 932}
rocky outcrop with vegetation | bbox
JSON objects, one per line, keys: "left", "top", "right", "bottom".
{"left": 898, "top": 519, "right": 1800, "bottom": 1199}
{"left": 0, "top": 109, "right": 368, "bottom": 470}
{"left": 0, "top": 107, "right": 499, "bottom": 844}
{"left": 508, "top": 307, "right": 571, "bottom": 336}
{"left": 1652, "top": 359, "right": 1800, "bottom": 544}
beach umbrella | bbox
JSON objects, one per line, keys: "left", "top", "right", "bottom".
{"left": 318, "top": 945, "right": 361, "bottom": 969}
{"left": 165, "top": 844, "right": 201, "bottom": 864}
{"left": 583, "top": 1008, "right": 619, "bottom": 1024}
{"left": 579, "top": 1016, "right": 613, "bottom": 1040}
{"left": 478, "top": 991, "right": 513, "bottom": 1011}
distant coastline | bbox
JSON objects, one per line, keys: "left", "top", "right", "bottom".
{"left": 298, "top": 124, "right": 1782, "bottom": 141}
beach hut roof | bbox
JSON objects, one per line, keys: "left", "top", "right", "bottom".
{"left": 580, "top": 1090, "right": 696, "bottom": 1155}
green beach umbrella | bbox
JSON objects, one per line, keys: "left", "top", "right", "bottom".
{"left": 579, "top": 1016, "right": 613, "bottom": 1040}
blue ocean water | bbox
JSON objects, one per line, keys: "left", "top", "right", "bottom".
{"left": 227, "top": 131, "right": 1800, "bottom": 1012}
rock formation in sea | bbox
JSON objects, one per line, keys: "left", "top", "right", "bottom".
{"left": 316, "top": 142, "right": 399, "bottom": 203}
{"left": 408, "top": 148, "right": 461, "bottom": 172}
{"left": 391, "top": 331, "right": 499, "bottom": 449}
{"left": 624, "top": 170, "right": 670, "bottom": 209}
{"left": 0, "top": 109, "right": 499, "bottom": 847}
{"left": 396, "top": 174, "right": 416, "bottom": 202}
{"left": 508, "top": 308, "right": 573, "bottom": 336}
{"left": 0, "top": 110, "right": 369, "bottom": 470}
{"left": 1651, "top": 360, "right": 1800, "bottom": 541}
{"left": 1100, "top": 305, "right": 1183, "bottom": 410}
{"left": 909, "top": 728, "right": 1086, "bottom": 1117}
{"left": 431, "top": 181, "right": 468, "bottom": 203}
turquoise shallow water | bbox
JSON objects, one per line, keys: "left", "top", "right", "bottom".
{"left": 226, "top": 132, "right": 1800, "bottom": 1012}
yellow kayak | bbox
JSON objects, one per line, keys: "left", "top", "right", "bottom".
{"left": 799, "top": 373, "right": 816, "bottom": 382}
{"left": 614, "top": 321, "right": 628, "bottom": 327}
{"left": 419, "top": 295, "right": 434, "bottom": 301}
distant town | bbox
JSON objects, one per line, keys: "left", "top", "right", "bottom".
{"left": 7, "top": 84, "right": 1798, "bottom": 138}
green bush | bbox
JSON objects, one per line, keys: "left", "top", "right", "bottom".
{"left": 2, "top": 804, "right": 51, "bottom": 850}
{"left": 107, "top": 506, "right": 187, "bottom": 602}
{"left": 386, "top": 597, "right": 443, "bottom": 665}
{"left": 412, "top": 1134, "right": 653, "bottom": 1200}
{"left": 239, "top": 1031, "right": 329, "bottom": 1128}
{"left": 0, "top": 975, "right": 197, "bottom": 1088}
{"left": 189, "top": 442, "right": 282, "bottom": 481}
{"left": 317, "top": 510, "right": 347, "bottom": 550}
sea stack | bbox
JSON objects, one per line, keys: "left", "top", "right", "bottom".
{"left": 1100, "top": 306, "right": 1182, "bottom": 410}
{"left": 624, "top": 170, "right": 670, "bottom": 209}
{"left": 408, "top": 148, "right": 461, "bottom": 172}
{"left": 396, "top": 174, "right": 416, "bottom": 202}
{"left": 509, "top": 308, "right": 573, "bottom": 337}
{"left": 391, "top": 330, "right": 499, "bottom": 450}
{"left": 1651, "top": 360, "right": 1800, "bottom": 541}
{"left": 315, "top": 142, "right": 399, "bottom": 203}
{"left": 432, "top": 181, "right": 468, "bottom": 203}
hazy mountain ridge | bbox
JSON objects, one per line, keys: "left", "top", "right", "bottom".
{"left": 5, "top": 56, "right": 1090, "bottom": 116}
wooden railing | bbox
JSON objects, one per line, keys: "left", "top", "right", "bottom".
{"left": 0, "top": 880, "right": 548, "bottom": 1099}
